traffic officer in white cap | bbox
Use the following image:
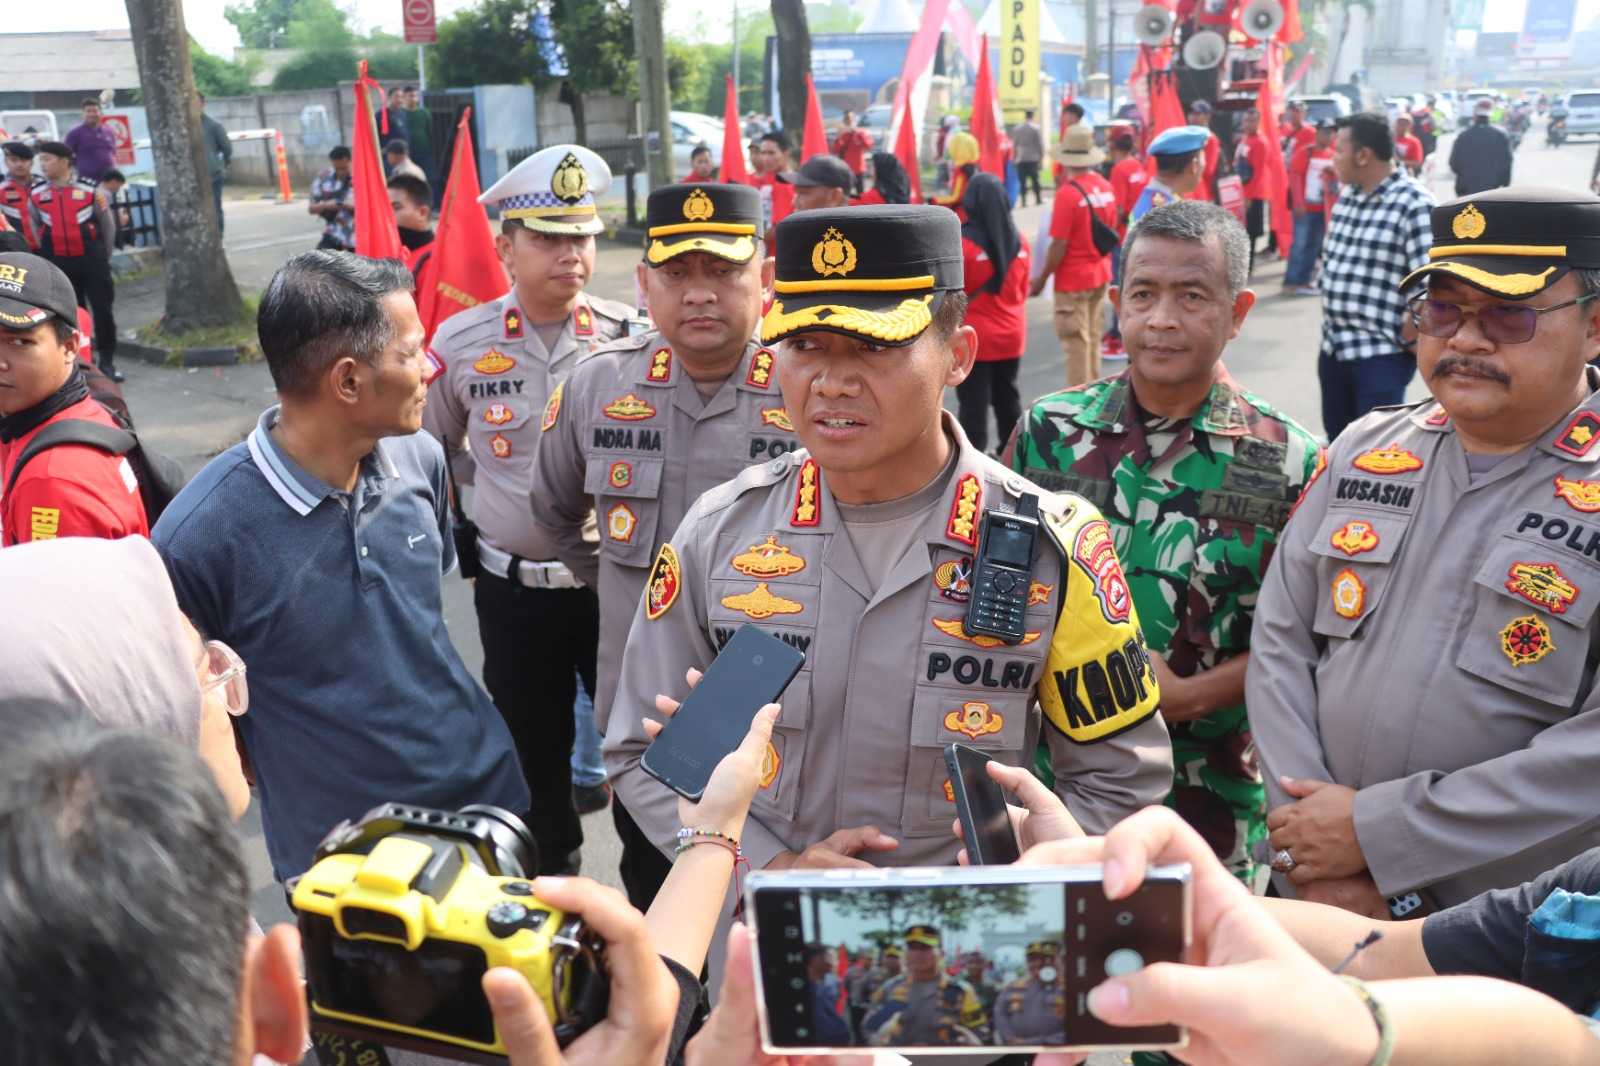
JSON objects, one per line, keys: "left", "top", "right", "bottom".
{"left": 423, "top": 143, "right": 639, "bottom": 875}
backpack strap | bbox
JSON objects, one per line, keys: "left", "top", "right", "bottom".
{"left": 4, "top": 419, "right": 136, "bottom": 498}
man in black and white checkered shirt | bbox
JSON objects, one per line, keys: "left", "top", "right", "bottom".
{"left": 1318, "top": 112, "right": 1435, "bottom": 440}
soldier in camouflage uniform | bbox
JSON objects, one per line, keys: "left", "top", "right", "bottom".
{"left": 1010, "top": 201, "right": 1323, "bottom": 891}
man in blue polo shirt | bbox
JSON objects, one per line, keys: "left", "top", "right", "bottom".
{"left": 153, "top": 251, "right": 529, "bottom": 881}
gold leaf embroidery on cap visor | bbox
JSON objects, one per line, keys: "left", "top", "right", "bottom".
{"left": 761, "top": 295, "right": 934, "bottom": 344}
{"left": 1402, "top": 261, "right": 1559, "bottom": 297}
{"left": 646, "top": 234, "right": 756, "bottom": 264}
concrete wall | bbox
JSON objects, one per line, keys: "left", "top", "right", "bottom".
{"left": 535, "top": 93, "right": 635, "bottom": 147}
{"left": 205, "top": 89, "right": 344, "bottom": 187}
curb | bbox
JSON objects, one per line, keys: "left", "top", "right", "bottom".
{"left": 119, "top": 337, "right": 244, "bottom": 368}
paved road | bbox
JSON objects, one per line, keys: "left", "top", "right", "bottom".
{"left": 115, "top": 125, "right": 1591, "bottom": 1060}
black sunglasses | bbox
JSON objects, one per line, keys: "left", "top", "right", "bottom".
{"left": 1408, "top": 291, "right": 1600, "bottom": 345}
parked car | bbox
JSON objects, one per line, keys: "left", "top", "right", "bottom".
{"left": 859, "top": 103, "right": 893, "bottom": 149}
{"left": 670, "top": 110, "right": 729, "bottom": 173}
{"left": 1289, "top": 94, "right": 1352, "bottom": 127}
{"left": 1564, "top": 91, "right": 1600, "bottom": 138}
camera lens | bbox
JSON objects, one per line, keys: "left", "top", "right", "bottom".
{"left": 753, "top": 654, "right": 765, "bottom": 666}
{"left": 460, "top": 804, "right": 539, "bottom": 878}
{"left": 1115, "top": 910, "right": 1134, "bottom": 926}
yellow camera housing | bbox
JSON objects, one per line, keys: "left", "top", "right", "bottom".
{"left": 293, "top": 833, "right": 582, "bottom": 1055}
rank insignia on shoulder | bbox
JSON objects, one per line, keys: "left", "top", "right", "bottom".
{"left": 946, "top": 474, "right": 981, "bottom": 546}
{"left": 489, "top": 433, "right": 512, "bottom": 459}
{"left": 1352, "top": 445, "right": 1423, "bottom": 475}
{"left": 760, "top": 741, "right": 781, "bottom": 790}
{"left": 608, "top": 460, "right": 632, "bottom": 489}
{"left": 1501, "top": 614, "right": 1554, "bottom": 666}
{"left": 931, "top": 616, "right": 1040, "bottom": 648}
{"left": 473, "top": 349, "right": 516, "bottom": 375}
{"left": 720, "top": 582, "right": 804, "bottom": 620}
{"left": 646, "top": 347, "right": 673, "bottom": 383}
{"left": 933, "top": 555, "right": 973, "bottom": 601}
{"left": 606, "top": 502, "right": 637, "bottom": 543}
{"left": 603, "top": 393, "right": 656, "bottom": 421}
{"left": 731, "top": 535, "right": 807, "bottom": 578}
{"left": 943, "top": 700, "right": 1005, "bottom": 741}
{"left": 792, "top": 459, "right": 821, "bottom": 527}
{"left": 503, "top": 307, "right": 523, "bottom": 338}
{"left": 1072, "top": 519, "right": 1132, "bottom": 624}
{"left": 541, "top": 382, "right": 563, "bottom": 431}
{"left": 1330, "top": 519, "right": 1379, "bottom": 557}
{"left": 1554, "top": 475, "right": 1600, "bottom": 513}
{"left": 1027, "top": 581, "right": 1053, "bottom": 606}
{"left": 573, "top": 304, "right": 594, "bottom": 337}
{"left": 761, "top": 407, "right": 794, "bottom": 432}
{"left": 423, "top": 347, "right": 446, "bottom": 385}
{"left": 484, "top": 402, "right": 514, "bottom": 426}
{"left": 1505, "top": 561, "right": 1577, "bottom": 614}
{"left": 747, "top": 348, "right": 775, "bottom": 389}
{"left": 1424, "top": 408, "right": 1450, "bottom": 427}
{"left": 1554, "top": 412, "right": 1600, "bottom": 458}
{"left": 1331, "top": 568, "right": 1366, "bottom": 619}
{"left": 645, "top": 543, "right": 681, "bottom": 619}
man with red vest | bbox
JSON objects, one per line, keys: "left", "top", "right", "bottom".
{"left": 31, "top": 142, "right": 119, "bottom": 381}
{"left": 1, "top": 142, "right": 43, "bottom": 252}
{"left": 1233, "top": 109, "right": 1274, "bottom": 273}
{"left": 0, "top": 252, "right": 147, "bottom": 545}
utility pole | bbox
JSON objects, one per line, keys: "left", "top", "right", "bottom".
{"left": 1085, "top": 0, "right": 1100, "bottom": 89}
{"left": 733, "top": 0, "right": 741, "bottom": 110}
{"left": 1107, "top": 0, "right": 1116, "bottom": 111}
{"left": 633, "top": 0, "right": 674, "bottom": 185}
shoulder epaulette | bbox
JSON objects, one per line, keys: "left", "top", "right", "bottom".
{"left": 696, "top": 449, "right": 806, "bottom": 518}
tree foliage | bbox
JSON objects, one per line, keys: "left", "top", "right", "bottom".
{"left": 827, "top": 886, "right": 1035, "bottom": 941}
{"left": 189, "top": 39, "right": 257, "bottom": 97}
{"left": 549, "top": 0, "right": 633, "bottom": 96}
{"left": 225, "top": 0, "right": 353, "bottom": 50}
{"left": 434, "top": 0, "right": 549, "bottom": 89}
{"left": 269, "top": 44, "right": 416, "bottom": 91}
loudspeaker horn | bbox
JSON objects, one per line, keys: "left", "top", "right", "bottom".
{"left": 1241, "top": 0, "right": 1285, "bottom": 39}
{"left": 1181, "top": 30, "right": 1227, "bottom": 70}
{"left": 1134, "top": 4, "right": 1176, "bottom": 45}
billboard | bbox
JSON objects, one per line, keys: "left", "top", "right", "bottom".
{"left": 1519, "top": 0, "right": 1576, "bottom": 59}
{"left": 1000, "top": 0, "right": 1041, "bottom": 120}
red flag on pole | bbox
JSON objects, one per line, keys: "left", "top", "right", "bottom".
{"left": 801, "top": 74, "right": 828, "bottom": 161}
{"left": 970, "top": 36, "right": 1005, "bottom": 179}
{"left": 352, "top": 60, "right": 404, "bottom": 261}
{"left": 418, "top": 108, "right": 506, "bottom": 345}
{"left": 894, "top": 95, "right": 923, "bottom": 202}
{"left": 1279, "top": 0, "right": 1304, "bottom": 43}
{"left": 720, "top": 74, "right": 750, "bottom": 183}
{"left": 835, "top": 946, "right": 850, "bottom": 1015}
{"left": 1259, "top": 43, "right": 1294, "bottom": 259}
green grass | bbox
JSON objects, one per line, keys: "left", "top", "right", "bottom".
{"left": 139, "top": 294, "right": 261, "bottom": 355}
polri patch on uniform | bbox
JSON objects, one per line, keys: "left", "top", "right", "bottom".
{"left": 573, "top": 304, "right": 594, "bottom": 337}
{"left": 1330, "top": 519, "right": 1379, "bottom": 557}
{"left": 1331, "top": 568, "right": 1365, "bottom": 619}
{"left": 747, "top": 348, "right": 775, "bottom": 389}
{"left": 603, "top": 393, "right": 656, "bottom": 421}
{"left": 489, "top": 433, "right": 512, "bottom": 459}
{"left": 540, "top": 381, "right": 563, "bottom": 431}
{"left": 944, "top": 700, "right": 1004, "bottom": 740}
{"left": 606, "top": 502, "right": 637, "bottom": 543}
{"left": 761, "top": 407, "right": 794, "bottom": 432}
{"left": 423, "top": 346, "right": 446, "bottom": 385}
{"left": 645, "top": 543, "right": 681, "bottom": 619}
{"left": 646, "top": 347, "right": 673, "bottom": 383}
{"left": 608, "top": 460, "right": 632, "bottom": 489}
{"left": 721, "top": 582, "right": 804, "bottom": 620}
{"left": 1501, "top": 614, "right": 1555, "bottom": 666}
{"left": 731, "top": 535, "right": 807, "bottom": 578}
{"left": 1351, "top": 445, "right": 1423, "bottom": 475}
{"left": 1555, "top": 475, "right": 1600, "bottom": 513}
{"left": 946, "top": 474, "right": 981, "bottom": 546}
{"left": 1505, "top": 561, "right": 1577, "bottom": 614}
{"left": 1554, "top": 412, "right": 1600, "bottom": 458}
{"left": 931, "top": 616, "right": 1040, "bottom": 648}
{"left": 483, "top": 402, "right": 514, "bottom": 425}
{"left": 933, "top": 555, "right": 973, "bottom": 601}
{"left": 473, "top": 349, "right": 515, "bottom": 375}
{"left": 503, "top": 307, "right": 523, "bottom": 338}
{"left": 29, "top": 506, "right": 60, "bottom": 540}
{"left": 1071, "top": 519, "right": 1132, "bottom": 624}
{"left": 792, "top": 459, "right": 821, "bottom": 527}
{"left": 759, "top": 741, "right": 781, "bottom": 789}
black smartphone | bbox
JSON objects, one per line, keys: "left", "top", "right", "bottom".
{"left": 945, "top": 743, "right": 1021, "bottom": 865}
{"left": 747, "top": 864, "right": 1191, "bottom": 1055}
{"left": 641, "top": 623, "right": 805, "bottom": 801}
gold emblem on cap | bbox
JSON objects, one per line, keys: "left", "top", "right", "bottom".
{"left": 810, "top": 227, "right": 858, "bottom": 278}
{"left": 551, "top": 152, "right": 589, "bottom": 204}
{"left": 1452, "top": 203, "right": 1487, "bottom": 240}
{"left": 683, "top": 188, "right": 715, "bottom": 222}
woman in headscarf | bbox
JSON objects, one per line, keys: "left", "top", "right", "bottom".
{"left": 955, "top": 171, "right": 1030, "bottom": 454}
{"left": 930, "top": 130, "right": 979, "bottom": 213}
{"left": 857, "top": 151, "right": 911, "bottom": 205}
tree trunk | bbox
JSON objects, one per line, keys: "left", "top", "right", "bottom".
{"left": 124, "top": 0, "right": 242, "bottom": 332}
{"left": 1084, "top": 0, "right": 1100, "bottom": 85}
{"left": 632, "top": 0, "right": 674, "bottom": 185}
{"left": 562, "top": 81, "right": 588, "bottom": 146}
{"left": 771, "top": 0, "right": 811, "bottom": 146}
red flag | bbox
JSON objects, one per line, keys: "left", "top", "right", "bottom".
{"left": 1259, "top": 43, "right": 1294, "bottom": 259}
{"left": 970, "top": 36, "right": 1004, "bottom": 179}
{"left": 352, "top": 60, "right": 404, "bottom": 261}
{"left": 894, "top": 95, "right": 924, "bottom": 202}
{"left": 720, "top": 75, "right": 750, "bottom": 183}
{"left": 1279, "top": 0, "right": 1304, "bottom": 43}
{"left": 835, "top": 947, "right": 850, "bottom": 1016}
{"left": 1145, "top": 69, "right": 1187, "bottom": 148}
{"left": 420, "top": 108, "right": 506, "bottom": 343}
{"left": 802, "top": 74, "right": 828, "bottom": 161}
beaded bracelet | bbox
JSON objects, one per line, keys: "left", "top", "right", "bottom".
{"left": 676, "top": 827, "right": 751, "bottom": 917}
{"left": 1340, "top": 976, "right": 1395, "bottom": 1066}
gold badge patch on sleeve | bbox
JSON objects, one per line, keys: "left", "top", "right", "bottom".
{"left": 1072, "top": 519, "right": 1132, "bottom": 624}
{"left": 29, "top": 506, "right": 60, "bottom": 540}
{"left": 791, "top": 459, "right": 821, "bottom": 527}
{"left": 1501, "top": 614, "right": 1554, "bottom": 666}
{"left": 731, "top": 535, "right": 807, "bottom": 578}
{"left": 646, "top": 347, "right": 673, "bottom": 383}
{"left": 720, "top": 582, "right": 803, "bottom": 620}
{"left": 541, "top": 382, "right": 563, "bottom": 431}
{"left": 645, "top": 544, "right": 681, "bottom": 620}
{"left": 1331, "top": 568, "right": 1366, "bottom": 619}
{"left": 1352, "top": 445, "right": 1424, "bottom": 475}
{"left": 946, "top": 474, "right": 981, "bottom": 546}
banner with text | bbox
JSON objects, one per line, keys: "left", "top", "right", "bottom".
{"left": 1000, "top": 0, "right": 1040, "bottom": 121}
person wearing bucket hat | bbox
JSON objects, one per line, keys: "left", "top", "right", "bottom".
{"left": 862, "top": 924, "right": 987, "bottom": 1045}
{"left": 604, "top": 204, "right": 1171, "bottom": 964}
{"left": 531, "top": 181, "right": 780, "bottom": 909}
{"left": 423, "top": 143, "right": 641, "bottom": 877}
{"left": 1034, "top": 124, "right": 1120, "bottom": 386}
{"left": 1250, "top": 186, "right": 1600, "bottom": 921}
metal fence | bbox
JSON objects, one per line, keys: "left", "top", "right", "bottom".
{"left": 112, "top": 184, "right": 161, "bottom": 248}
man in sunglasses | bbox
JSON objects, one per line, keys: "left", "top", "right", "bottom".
{"left": 1248, "top": 186, "right": 1600, "bottom": 921}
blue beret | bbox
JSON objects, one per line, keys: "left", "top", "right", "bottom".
{"left": 1148, "top": 125, "right": 1211, "bottom": 156}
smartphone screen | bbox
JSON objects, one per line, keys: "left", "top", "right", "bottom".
{"left": 641, "top": 623, "right": 804, "bottom": 801}
{"left": 945, "top": 744, "right": 1021, "bottom": 865}
{"left": 749, "top": 867, "right": 1188, "bottom": 1054}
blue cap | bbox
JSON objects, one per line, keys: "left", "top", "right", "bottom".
{"left": 1148, "top": 125, "right": 1211, "bottom": 156}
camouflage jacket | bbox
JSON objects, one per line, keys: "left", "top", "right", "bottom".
{"left": 1011, "top": 369, "right": 1323, "bottom": 743}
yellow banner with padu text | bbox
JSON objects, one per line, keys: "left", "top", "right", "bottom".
{"left": 1000, "top": 0, "right": 1041, "bottom": 123}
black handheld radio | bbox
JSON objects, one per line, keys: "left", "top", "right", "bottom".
{"left": 963, "top": 493, "right": 1042, "bottom": 645}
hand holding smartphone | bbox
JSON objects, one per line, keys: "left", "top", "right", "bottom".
{"left": 945, "top": 743, "right": 1022, "bottom": 866}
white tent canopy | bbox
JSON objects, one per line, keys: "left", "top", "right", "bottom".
{"left": 975, "top": 0, "right": 1075, "bottom": 46}
{"left": 859, "top": 0, "right": 922, "bottom": 34}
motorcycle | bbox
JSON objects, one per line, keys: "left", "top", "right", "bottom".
{"left": 1549, "top": 116, "right": 1568, "bottom": 147}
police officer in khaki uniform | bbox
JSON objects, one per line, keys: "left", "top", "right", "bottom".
{"left": 528, "top": 182, "right": 782, "bottom": 907}
{"left": 1251, "top": 187, "right": 1600, "bottom": 915}
{"left": 604, "top": 206, "right": 1171, "bottom": 899}
{"left": 993, "top": 940, "right": 1066, "bottom": 1045}
{"left": 862, "top": 925, "right": 986, "bottom": 1047}
{"left": 423, "top": 144, "right": 636, "bottom": 875}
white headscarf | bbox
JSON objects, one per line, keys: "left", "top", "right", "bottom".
{"left": 0, "top": 537, "right": 200, "bottom": 744}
